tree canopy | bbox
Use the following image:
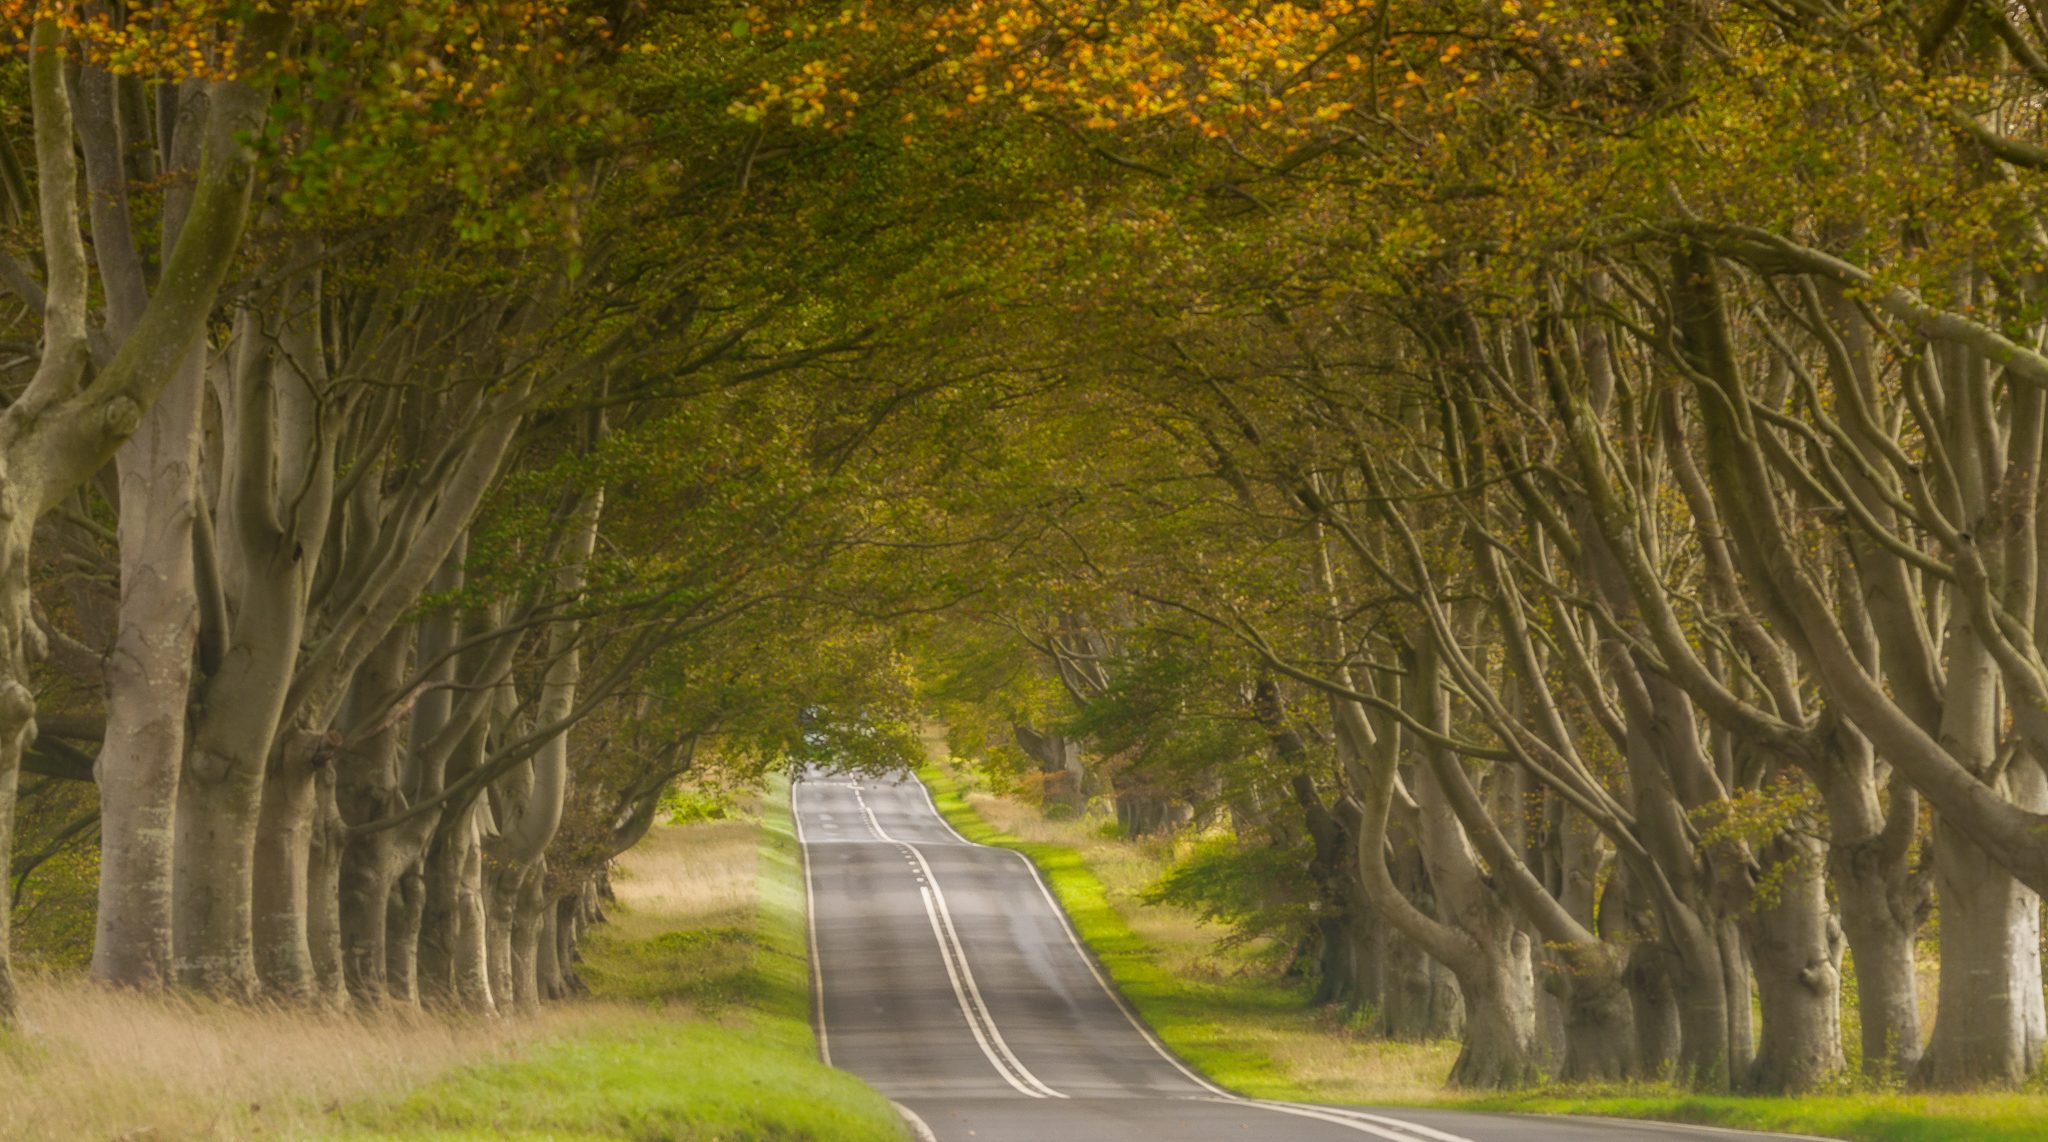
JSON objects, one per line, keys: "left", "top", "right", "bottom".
{"left": 6, "top": 0, "right": 2048, "bottom": 1099}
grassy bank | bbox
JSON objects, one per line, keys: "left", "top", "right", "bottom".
{"left": 0, "top": 783, "right": 904, "bottom": 1142}
{"left": 917, "top": 758, "right": 1456, "bottom": 1102}
{"left": 916, "top": 757, "right": 2048, "bottom": 1142}
{"left": 343, "top": 777, "right": 906, "bottom": 1141}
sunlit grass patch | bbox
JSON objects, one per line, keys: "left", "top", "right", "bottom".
{"left": 1455, "top": 1089, "right": 2048, "bottom": 1142}
{"left": 918, "top": 758, "right": 1458, "bottom": 1104}
{"left": 923, "top": 753, "right": 2048, "bottom": 1141}
{"left": 338, "top": 776, "right": 905, "bottom": 1141}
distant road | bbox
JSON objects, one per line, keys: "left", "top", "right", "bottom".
{"left": 795, "top": 772, "right": 1817, "bottom": 1142}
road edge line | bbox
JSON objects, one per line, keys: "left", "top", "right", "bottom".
{"left": 791, "top": 779, "right": 833, "bottom": 1066}
{"left": 890, "top": 1100, "right": 939, "bottom": 1142}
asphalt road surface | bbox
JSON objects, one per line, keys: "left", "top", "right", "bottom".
{"left": 796, "top": 771, "right": 1817, "bottom": 1142}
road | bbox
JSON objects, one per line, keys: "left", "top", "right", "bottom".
{"left": 795, "top": 772, "right": 1813, "bottom": 1142}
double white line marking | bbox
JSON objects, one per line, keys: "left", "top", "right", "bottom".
{"left": 851, "top": 786, "right": 1066, "bottom": 1099}
{"left": 802, "top": 777, "right": 1473, "bottom": 1141}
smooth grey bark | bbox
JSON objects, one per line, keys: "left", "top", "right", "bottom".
{"left": 1338, "top": 641, "right": 1543, "bottom": 1088}
{"left": 1742, "top": 832, "right": 1846, "bottom": 1093}
{"left": 257, "top": 391, "right": 526, "bottom": 1002}
{"left": 484, "top": 482, "right": 602, "bottom": 882}
{"left": 452, "top": 811, "right": 495, "bottom": 1013}
{"left": 175, "top": 283, "right": 332, "bottom": 998}
{"left": 510, "top": 865, "right": 549, "bottom": 1010}
{"left": 385, "top": 863, "right": 427, "bottom": 1006}
{"left": 305, "top": 774, "right": 348, "bottom": 1003}
{"left": 1919, "top": 632, "right": 2047, "bottom": 1085}
{"left": 1919, "top": 768, "right": 2048, "bottom": 1086}
{"left": 252, "top": 730, "right": 328, "bottom": 1000}
{"left": 418, "top": 727, "right": 488, "bottom": 1008}
{"left": 1817, "top": 748, "right": 1924, "bottom": 1078}
{"left": 485, "top": 861, "right": 524, "bottom": 1010}
{"left": 1379, "top": 837, "right": 1463, "bottom": 1040}
{"left": 88, "top": 61, "right": 205, "bottom": 990}
{"left": 536, "top": 888, "right": 566, "bottom": 1000}
{"left": 336, "top": 628, "right": 413, "bottom": 1004}
{"left": 94, "top": 343, "right": 203, "bottom": 987}
{"left": 379, "top": 542, "right": 470, "bottom": 1004}
{"left": 554, "top": 892, "right": 585, "bottom": 996}
{"left": 1, "top": 12, "right": 280, "bottom": 1020}
{"left": 1622, "top": 902, "right": 1683, "bottom": 1079}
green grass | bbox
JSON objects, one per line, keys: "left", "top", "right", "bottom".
{"left": 917, "top": 761, "right": 1455, "bottom": 1101}
{"left": 338, "top": 779, "right": 907, "bottom": 1142}
{"left": 917, "top": 761, "right": 2048, "bottom": 1142}
{"left": 1457, "top": 1091, "right": 2048, "bottom": 1142}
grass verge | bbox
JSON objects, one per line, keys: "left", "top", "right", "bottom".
{"left": 339, "top": 777, "right": 906, "bottom": 1141}
{"left": 916, "top": 759, "right": 1454, "bottom": 1102}
{"left": 917, "top": 758, "right": 2048, "bottom": 1142}
{"left": 1459, "top": 1091, "right": 2048, "bottom": 1142}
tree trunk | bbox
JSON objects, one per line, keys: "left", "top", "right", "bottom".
{"left": 175, "top": 539, "right": 309, "bottom": 997}
{"left": 1627, "top": 939, "right": 1682, "bottom": 1080}
{"left": 1013, "top": 724, "right": 1087, "bottom": 814}
{"left": 0, "top": 533, "right": 27, "bottom": 1022}
{"left": 6, "top": 7, "right": 278, "bottom": 1019}
{"left": 417, "top": 811, "right": 466, "bottom": 1005}
{"left": 94, "top": 347, "right": 203, "bottom": 988}
{"left": 1560, "top": 966, "right": 1636, "bottom": 1081}
{"left": 385, "top": 856, "right": 427, "bottom": 1005}
{"left": 1447, "top": 956, "right": 1544, "bottom": 1088}
{"left": 555, "top": 892, "right": 585, "bottom": 995}
{"left": 1918, "top": 627, "right": 2047, "bottom": 1086}
{"left": 454, "top": 817, "right": 494, "bottom": 1012}
{"left": 1819, "top": 764, "right": 1924, "bottom": 1078}
{"left": 537, "top": 891, "right": 565, "bottom": 1000}
{"left": 510, "top": 865, "right": 548, "bottom": 1011}
{"left": 171, "top": 757, "right": 264, "bottom": 998}
{"left": 421, "top": 802, "right": 495, "bottom": 1013}
{"left": 1377, "top": 823, "right": 1463, "bottom": 1039}
{"left": 342, "top": 826, "right": 397, "bottom": 1005}
{"left": 1719, "top": 918, "right": 1757, "bottom": 1082}
{"left": 1836, "top": 867, "right": 1923, "bottom": 1080}
{"left": 306, "top": 777, "right": 348, "bottom": 1004}
{"left": 1919, "top": 812, "right": 2048, "bottom": 1086}
{"left": 333, "top": 626, "right": 412, "bottom": 1004}
{"left": 486, "top": 864, "right": 521, "bottom": 1008}
{"left": 1667, "top": 911, "right": 1733, "bottom": 1088}
{"left": 251, "top": 732, "right": 323, "bottom": 1000}
{"left": 1744, "top": 832, "right": 1845, "bottom": 1093}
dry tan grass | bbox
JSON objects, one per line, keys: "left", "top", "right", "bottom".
{"left": 0, "top": 976, "right": 609, "bottom": 1142}
{"left": 602, "top": 810, "right": 757, "bottom": 942}
{"left": 0, "top": 808, "right": 759, "bottom": 1142}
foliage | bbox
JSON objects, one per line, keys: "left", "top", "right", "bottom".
{"left": 8, "top": 781, "right": 96, "bottom": 971}
{"left": 1142, "top": 836, "right": 1314, "bottom": 954}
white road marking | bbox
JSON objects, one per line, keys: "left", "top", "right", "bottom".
{"left": 852, "top": 782, "right": 1067, "bottom": 1100}
{"left": 905, "top": 774, "right": 1232, "bottom": 1097}
{"left": 890, "top": 1100, "right": 939, "bottom": 1142}
{"left": 1271, "top": 1103, "right": 1476, "bottom": 1142}
{"left": 1204, "top": 1098, "right": 1460, "bottom": 1141}
{"left": 904, "top": 773, "right": 1476, "bottom": 1142}
{"left": 792, "top": 782, "right": 832, "bottom": 1066}
{"left": 914, "top": 885, "right": 1051, "bottom": 1099}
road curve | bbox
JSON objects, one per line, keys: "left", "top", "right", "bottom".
{"left": 795, "top": 771, "right": 1817, "bottom": 1142}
